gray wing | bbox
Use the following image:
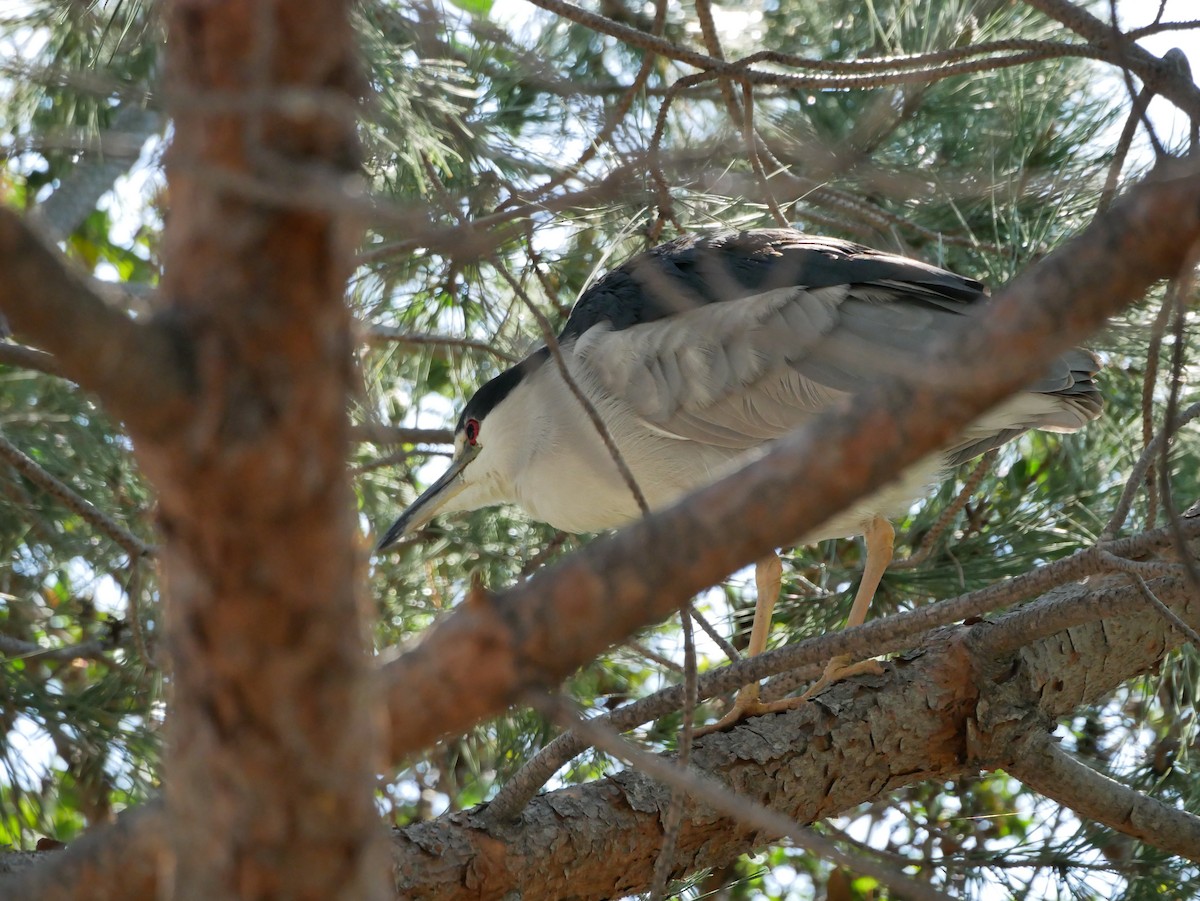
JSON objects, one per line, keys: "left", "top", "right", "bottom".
{"left": 566, "top": 230, "right": 1101, "bottom": 452}
{"left": 572, "top": 280, "right": 979, "bottom": 449}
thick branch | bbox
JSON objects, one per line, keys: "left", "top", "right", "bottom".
{"left": 385, "top": 570, "right": 1200, "bottom": 901}
{"left": 1006, "top": 734, "right": 1200, "bottom": 862}
{"left": 10, "top": 562, "right": 1198, "bottom": 900}
{"left": 140, "top": 0, "right": 390, "bottom": 898}
{"left": 0, "top": 209, "right": 191, "bottom": 440}
{"left": 382, "top": 160, "right": 1200, "bottom": 759}
{"left": 0, "top": 341, "right": 62, "bottom": 377}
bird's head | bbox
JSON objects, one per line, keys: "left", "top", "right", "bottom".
{"left": 375, "top": 354, "right": 544, "bottom": 551}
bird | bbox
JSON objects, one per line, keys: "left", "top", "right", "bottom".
{"left": 377, "top": 228, "right": 1102, "bottom": 733}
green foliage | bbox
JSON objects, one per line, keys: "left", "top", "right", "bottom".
{"left": 2, "top": 0, "right": 1199, "bottom": 898}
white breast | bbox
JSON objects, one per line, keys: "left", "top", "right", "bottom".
{"left": 498, "top": 347, "right": 946, "bottom": 541}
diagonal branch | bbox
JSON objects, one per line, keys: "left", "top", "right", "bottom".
{"left": 487, "top": 520, "right": 1200, "bottom": 820}
{"left": 383, "top": 570, "right": 1200, "bottom": 901}
{"left": 0, "top": 209, "right": 192, "bottom": 441}
{"left": 1023, "top": 0, "right": 1200, "bottom": 119}
{"left": 381, "top": 159, "right": 1200, "bottom": 760}
{"left": 0, "top": 430, "right": 153, "bottom": 559}
{"left": 0, "top": 341, "right": 62, "bottom": 377}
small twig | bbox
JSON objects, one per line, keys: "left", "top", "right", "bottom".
{"left": 1097, "top": 82, "right": 1152, "bottom": 213}
{"left": 1106, "top": 0, "right": 1168, "bottom": 161}
{"left": 1126, "top": 20, "right": 1200, "bottom": 41}
{"left": 502, "top": 0, "right": 665, "bottom": 215}
{"left": 348, "top": 423, "right": 453, "bottom": 446}
{"left": 740, "top": 83, "right": 789, "bottom": 228}
{"left": 1157, "top": 268, "right": 1200, "bottom": 597}
{"left": 526, "top": 0, "right": 1113, "bottom": 91}
{"left": 626, "top": 639, "right": 685, "bottom": 674}
{"left": 1098, "top": 556, "right": 1200, "bottom": 651}
{"left": 363, "top": 326, "right": 518, "bottom": 363}
{"left": 0, "top": 634, "right": 112, "bottom": 663}
{"left": 690, "top": 603, "right": 740, "bottom": 661}
{"left": 527, "top": 692, "right": 955, "bottom": 901}
{"left": 352, "top": 448, "right": 448, "bottom": 477}
{"left": 518, "top": 531, "right": 571, "bottom": 579}
{"left": 649, "top": 604, "right": 696, "bottom": 900}
{"left": 122, "top": 559, "right": 157, "bottom": 668}
{"left": 893, "top": 450, "right": 997, "bottom": 570}
{"left": 0, "top": 430, "right": 152, "bottom": 559}
{"left": 523, "top": 229, "right": 572, "bottom": 319}
{"left": 1143, "top": 293, "right": 1176, "bottom": 529}
{"left": 695, "top": 0, "right": 741, "bottom": 121}
{"left": 1023, "top": 0, "right": 1200, "bottom": 120}
{"left": 1092, "top": 552, "right": 1184, "bottom": 579}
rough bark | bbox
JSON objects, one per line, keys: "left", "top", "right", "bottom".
{"left": 140, "top": 1, "right": 389, "bottom": 897}
{"left": 2, "top": 155, "right": 1200, "bottom": 901}
{"left": 11, "top": 557, "right": 1194, "bottom": 899}
{"left": 386, "top": 572, "right": 1200, "bottom": 901}
{"left": 55, "top": 0, "right": 386, "bottom": 898}
{"left": 0, "top": 208, "right": 190, "bottom": 440}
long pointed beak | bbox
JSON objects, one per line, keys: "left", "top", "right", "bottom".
{"left": 376, "top": 446, "right": 479, "bottom": 551}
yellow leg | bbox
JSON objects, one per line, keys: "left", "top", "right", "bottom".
{"left": 696, "top": 518, "right": 895, "bottom": 735}
{"left": 694, "top": 553, "right": 782, "bottom": 736}
{"left": 767, "top": 515, "right": 894, "bottom": 711}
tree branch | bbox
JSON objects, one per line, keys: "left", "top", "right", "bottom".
{"left": 7, "top": 539, "right": 1198, "bottom": 900}
{"left": 0, "top": 430, "right": 153, "bottom": 559}
{"left": 1023, "top": 0, "right": 1200, "bottom": 120}
{"left": 383, "top": 571, "right": 1199, "bottom": 901}
{"left": 381, "top": 159, "right": 1200, "bottom": 760}
{"left": 0, "top": 341, "right": 62, "bottom": 377}
{"left": 363, "top": 326, "right": 518, "bottom": 363}
{"left": 1006, "top": 734, "right": 1200, "bottom": 862}
{"left": 349, "top": 422, "right": 453, "bottom": 446}
{"left": 0, "top": 209, "right": 192, "bottom": 441}
{"left": 487, "top": 521, "right": 1200, "bottom": 820}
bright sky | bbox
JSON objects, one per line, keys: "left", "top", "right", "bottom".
{"left": 1116, "top": 0, "right": 1200, "bottom": 151}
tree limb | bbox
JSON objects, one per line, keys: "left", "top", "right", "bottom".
{"left": 1023, "top": 0, "right": 1200, "bottom": 120}
{"left": 1006, "top": 733, "right": 1200, "bottom": 863}
{"left": 0, "top": 209, "right": 192, "bottom": 441}
{"left": 487, "top": 521, "right": 1200, "bottom": 820}
{"left": 0, "top": 341, "right": 63, "bottom": 377}
{"left": 382, "top": 159, "right": 1200, "bottom": 760}
{"left": 9, "top": 561, "right": 1197, "bottom": 900}
{"left": 0, "top": 430, "right": 153, "bottom": 558}
{"left": 349, "top": 422, "right": 454, "bottom": 446}
{"left": 384, "top": 571, "right": 1199, "bottom": 901}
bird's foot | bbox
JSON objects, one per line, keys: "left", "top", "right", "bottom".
{"left": 694, "top": 684, "right": 775, "bottom": 736}
{"left": 695, "top": 656, "right": 884, "bottom": 734}
{"left": 789, "top": 654, "right": 884, "bottom": 706}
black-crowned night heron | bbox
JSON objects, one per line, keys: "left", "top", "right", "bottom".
{"left": 378, "top": 229, "right": 1101, "bottom": 732}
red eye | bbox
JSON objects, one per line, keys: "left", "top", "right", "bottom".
{"left": 465, "top": 418, "right": 480, "bottom": 446}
